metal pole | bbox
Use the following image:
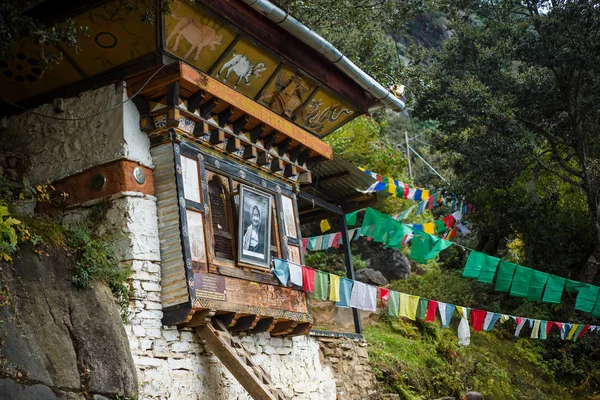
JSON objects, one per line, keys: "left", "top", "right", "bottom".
{"left": 407, "top": 143, "right": 447, "bottom": 183}
{"left": 339, "top": 212, "right": 362, "bottom": 335}
{"left": 405, "top": 130, "right": 413, "bottom": 179}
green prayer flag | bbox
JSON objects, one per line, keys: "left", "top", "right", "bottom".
{"left": 425, "top": 237, "right": 454, "bottom": 259}
{"left": 416, "top": 297, "right": 429, "bottom": 320}
{"left": 510, "top": 265, "right": 533, "bottom": 298}
{"left": 542, "top": 275, "right": 565, "bottom": 304}
{"left": 308, "top": 237, "right": 317, "bottom": 251}
{"left": 527, "top": 270, "right": 550, "bottom": 302}
{"left": 575, "top": 284, "right": 600, "bottom": 313}
{"left": 345, "top": 209, "right": 362, "bottom": 227}
{"left": 590, "top": 296, "right": 600, "bottom": 318}
{"left": 566, "top": 279, "right": 587, "bottom": 293}
{"left": 388, "top": 291, "right": 400, "bottom": 317}
{"left": 572, "top": 325, "right": 586, "bottom": 342}
{"left": 495, "top": 261, "right": 517, "bottom": 292}
{"left": 539, "top": 321, "right": 548, "bottom": 340}
{"left": 313, "top": 271, "right": 329, "bottom": 300}
{"left": 410, "top": 231, "right": 435, "bottom": 263}
{"left": 434, "top": 220, "right": 446, "bottom": 234}
{"left": 463, "top": 251, "right": 490, "bottom": 279}
{"left": 476, "top": 254, "right": 501, "bottom": 284}
{"left": 387, "top": 223, "right": 415, "bottom": 249}
{"left": 360, "top": 208, "right": 400, "bottom": 244}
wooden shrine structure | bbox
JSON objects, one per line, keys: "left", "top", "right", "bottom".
{"left": 1, "top": 1, "right": 404, "bottom": 397}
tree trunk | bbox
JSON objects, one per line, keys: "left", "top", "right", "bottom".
{"left": 578, "top": 197, "right": 600, "bottom": 283}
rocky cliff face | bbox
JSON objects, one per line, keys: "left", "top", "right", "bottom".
{"left": 0, "top": 248, "right": 137, "bottom": 400}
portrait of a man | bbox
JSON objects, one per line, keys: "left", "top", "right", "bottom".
{"left": 238, "top": 185, "right": 272, "bottom": 268}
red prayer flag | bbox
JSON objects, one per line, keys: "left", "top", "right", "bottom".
{"left": 302, "top": 266, "right": 315, "bottom": 293}
{"left": 443, "top": 215, "right": 456, "bottom": 229}
{"left": 302, "top": 238, "right": 308, "bottom": 253}
{"left": 331, "top": 232, "right": 342, "bottom": 248}
{"left": 427, "top": 195, "right": 434, "bottom": 210}
{"left": 426, "top": 300, "right": 438, "bottom": 322}
{"left": 578, "top": 325, "right": 590, "bottom": 339}
{"left": 546, "top": 321, "right": 555, "bottom": 335}
{"left": 470, "top": 309, "right": 487, "bottom": 331}
{"left": 378, "top": 287, "right": 390, "bottom": 307}
{"left": 403, "top": 184, "right": 409, "bottom": 199}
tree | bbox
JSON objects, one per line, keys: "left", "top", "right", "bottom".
{"left": 407, "top": 0, "right": 600, "bottom": 281}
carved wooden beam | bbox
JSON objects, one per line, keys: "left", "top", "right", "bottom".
{"left": 277, "top": 138, "right": 290, "bottom": 157}
{"left": 167, "top": 81, "right": 180, "bottom": 107}
{"left": 132, "top": 96, "right": 154, "bottom": 132}
{"left": 232, "top": 115, "right": 249, "bottom": 134}
{"left": 193, "top": 121, "right": 209, "bottom": 138}
{"left": 243, "top": 145, "right": 257, "bottom": 160}
{"left": 270, "top": 159, "right": 284, "bottom": 173}
{"left": 249, "top": 123, "right": 265, "bottom": 143}
{"left": 218, "top": 106, "right": 234, "bottom": 127}
{"left": 226, "top": 136, "right": 241, "bottom": 153}
{"left": 251, "top": 318, "right": 274, "bottom": 334}
{"left": 263, "top": 132, "right": 277, "bottom": 151}
{"left": 210, "top": 128, "right": 225, "bottom": 145}
{"left": 257, "top": 152, "right": 271, "bottom": 166}
{"left": 297, "top": 149, "right": 311, "bottom": 166}
{"left": 288, "top": 146, "right": 303, "bottom": 163}
{"left": 200, "top": 98, "right": 219, "bottom": 119}
{"left": 298, "top": 171, "right": 312, "bottom": 184}
{"left": 284, "top": 164, "right": 298, "bottom": 178}
{"left": 187, "top": 90, "right": 205, "bottom": 113}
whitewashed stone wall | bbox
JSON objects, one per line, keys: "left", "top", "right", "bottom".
{"left": 4, "top": 83, "right": 152, "bottom": 184}
{"left": 14, "top": 84, "right": 343, "bottom": 399}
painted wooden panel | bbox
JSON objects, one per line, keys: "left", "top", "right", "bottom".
{"left": 0, "top": 43, "right": 83, "bottom": 102}
{"left": 298, "top": 88, "right": 355, "bottom": 136}
{"left": 61, "top": 0, "right": 156, "bottom": 77}
{"left": 288, "top": 245, "right": 302, "bottom": 265}
{"left": 181, "top": 155, "right": 201, "bottom": 203}
{"left": 257, "top": 66, "right": 316, "bottom": 121}
{"left": 164, "top": 0, "right": 236, "bottom": 72}
{"left": 212, "top": 38, "right": 277, "bottom": 99}
{"left": 280, "top": 194, "right": 298, "bottom": 240}
{"left": 151, "top": 143, "right": 189, "bottom": 308}
{"left": 186, "top": 209, "right": 208, "bottom": 272}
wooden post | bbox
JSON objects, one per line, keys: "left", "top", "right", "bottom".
{"left": 339, "top": 211, "right": 362, "bottom": 335}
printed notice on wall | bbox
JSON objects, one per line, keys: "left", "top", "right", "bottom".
{"left": 194, "top": 272, "right": 226, "bottom": 301}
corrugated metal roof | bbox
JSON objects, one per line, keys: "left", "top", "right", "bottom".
{"left": 300, "top": 154, "right": 379, "bottom": 208}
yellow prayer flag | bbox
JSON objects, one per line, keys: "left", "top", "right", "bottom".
{"left": 423, "top": 222, "right": 435, "bottom": 235}
{"left": 320, "top": 219, "right": 331, "bottom": 233}
{"left": 422, "top": 190, "right": 430, "bottom": 200}
{"left": 398, "top": 293, "right": 419, "bottom": 321}
{"left": 329, "top": 274, "right": 340, "bottom": 302}
{"left": 389, "top": 178, "right": 397, "bottom": 197}
{"left": 567, "top": 324, "right": 579, "bottom": 340}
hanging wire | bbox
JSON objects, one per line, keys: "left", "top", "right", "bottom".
{"left": 0, "top": 63, "right": 169, "bottom": 122}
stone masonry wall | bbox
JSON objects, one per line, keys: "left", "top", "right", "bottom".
{"left": 5, "top": 83, "right": 383, "bottom": 400}
{"left": 317, "top": 336, "right": 380, "bottom": 400}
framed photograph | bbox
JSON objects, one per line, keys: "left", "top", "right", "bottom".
{"left": 238, "top": 185, "right": 273, "bottom": 268}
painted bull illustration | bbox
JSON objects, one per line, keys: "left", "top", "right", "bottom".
{"left": 167, "top": 1, "right": 223, "bottom": 61}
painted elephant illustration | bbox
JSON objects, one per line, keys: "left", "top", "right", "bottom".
{"left": 216, "top": 54, "right": 267, "bottom": 89}
{"left": 166, "top": 1, "right": 223, "bottom": 61}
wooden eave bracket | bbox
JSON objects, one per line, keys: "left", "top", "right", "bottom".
{"left": 126, "top": 62, "right": 333, "bottom": 160}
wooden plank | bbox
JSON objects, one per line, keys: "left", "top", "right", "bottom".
{"left": 180, "top": 63, "right": 333, "bottom": 159}
{"left": 196, "top": 0, "right": 370, "bottom": 113}
{"left": 196, "top": 323, "right": 280, "bottom": 400}
{"left": 270, "top": 321, "right": 298, "bottom": 336}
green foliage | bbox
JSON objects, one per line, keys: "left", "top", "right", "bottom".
{"left": 326, "top": 116, "right": 407, "bottom": 177}
{"left": 0, "top": 204, "right": 20, "bottom": 262}
{"left": 406, "top": 0, "right": 600, "bottom": 279}
{"left": 304, "top": 248, "right": 369, "bottom": 276}
{"left": 68, "top": 223, "right": 131, "bottom": 321}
